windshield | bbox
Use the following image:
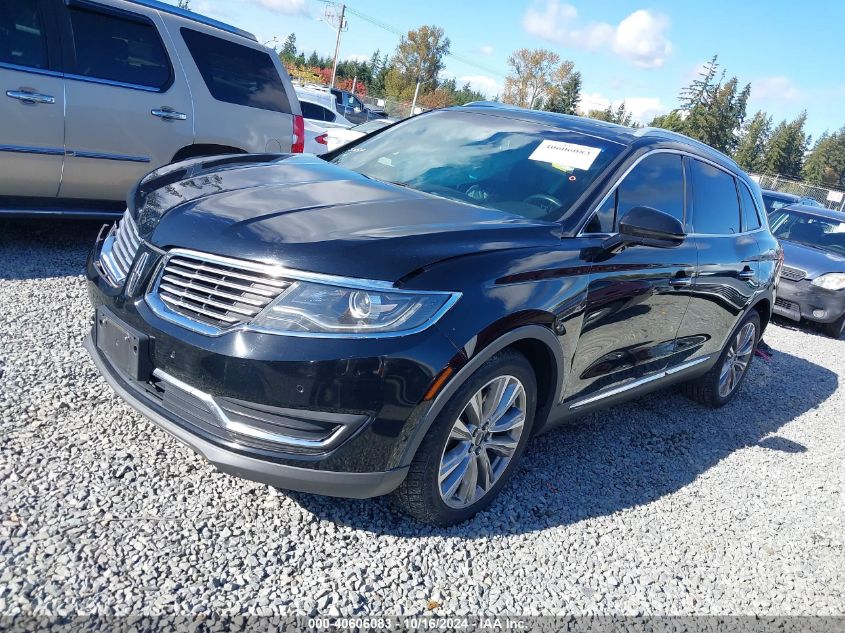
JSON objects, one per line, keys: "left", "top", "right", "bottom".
{"left": 770, "top": 209, "right": 845, "bottom": 256}
{"left": 331, "top": 110, "right": 623, "bottom": 221}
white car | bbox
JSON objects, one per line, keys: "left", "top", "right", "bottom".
{"left": 325, "top": 119, "right": 395, "bottom": 152}
{"left": 295, "top": 88, "right": 352, "bottom": 128}
{"left": 303, "top": 119, "right": 329, "bottom": 155}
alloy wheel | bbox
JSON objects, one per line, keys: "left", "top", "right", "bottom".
{"left": 438, "top": 375, "right": 527, "bottom": 509}
{"left": 718, "top": 322, "right": 756, "bottom": 398}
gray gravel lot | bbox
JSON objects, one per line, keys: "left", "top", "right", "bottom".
{"left": 1, "top": 219, "right": 843, "bottom": 617}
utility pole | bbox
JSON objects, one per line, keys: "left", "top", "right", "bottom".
{"left": 329, "top": 3, "right": 346, "bottom": 88}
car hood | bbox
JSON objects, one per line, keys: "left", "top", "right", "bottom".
{"left": 133, "top": 154, "right": 561, "bottom": 282}
{"left": 781, "top": 239, "right": 845, "bottom": 278}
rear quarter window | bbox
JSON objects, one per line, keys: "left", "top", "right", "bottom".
{"left": 690, "top": 159, "right": 741, "bottom": 234}
{"left": 181, "top": 28, "right": 291, "bottom": 114}
{"left": 738, "top": 181, "right": 762, "bottom": 231}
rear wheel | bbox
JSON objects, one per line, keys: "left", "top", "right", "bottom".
{"left": 681, "top": 310, "right": 760, "bottom": 408}
{"left": 822, "top": 314, "right": 845, "bottom": 339}
{"left": 394, "top": 350, "right": 536, "bottom": 526}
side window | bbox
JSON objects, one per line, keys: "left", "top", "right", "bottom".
{"left": 323, "top": 107, "right": 336, "bottom": 122}
{"left": 616, "top": 153, "right": 685, "bottom": 228}
{"left": 300, "top": 101, "right": 323, "bottom": 120}
{"left": 181, "top": 28, "right": 291, "bottom": 114}
{"left": 68, "top": 6, "right": 171, "bottom": 89}
{"left": 738, "top": 182, "right": 762, "bottom": 231}
{"left": 582, "top": 153, "right": 685, "bottom": 234}
{"left": 0, "top": 0, "right": 49, "bottom": 69}
{"left": 689, "top": 160, "right": 741, "bottom": 234}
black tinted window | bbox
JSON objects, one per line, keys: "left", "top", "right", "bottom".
{"left": 69, "top": 6, "right": 170, "bottom": 88}
{"left": 183, "top": 28, "right": 291, "bottom": 113}
{"left": 617, "top": 153, "right": 685, "bottom": 227}
{"left": 0, "top": 0, "right": 48, "bottom": 69}
{"left": 584, "top": 191, "right": 616, "bottom": 233}
{"left": 690, "top": 160, "right": 740, "bottom": 234}
{"left": 300, "top": 101, "right": 326, "bottom": 120}
{"left": 739, "top": 182, "right": 762, "bottom": 230}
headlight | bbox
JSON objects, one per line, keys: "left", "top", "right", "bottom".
{"left": 250, "top": 281, "right": 460, "bottom": 336}
{"left": 811, "top": 273, "right": 845, "bottom": 291}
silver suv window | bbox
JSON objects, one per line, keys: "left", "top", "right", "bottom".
{"left": 0, "top": 0, "right": 49, "bottom": 69}
{"left": 181, "top": 27, "right": 292, "bottom": 114}
{"left": 68, "top": 4, "right": 171, "bottom": 89}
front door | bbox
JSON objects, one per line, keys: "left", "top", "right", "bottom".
{"left": 58, "top": 1, "right": 192, "bottom": 201}
{"left": 565, "top": 152, "right": 697, "bottom": 403}
{"left": 0, "top": 0, "right": 65, "bottom": 198}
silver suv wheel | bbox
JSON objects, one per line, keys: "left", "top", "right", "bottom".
{"left": 718, "top": 321, "right": 756, "bottom": 398}
{"left": 438, "top": 375, "right": 527, "bottom": 509}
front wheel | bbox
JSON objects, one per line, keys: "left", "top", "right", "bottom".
{"left": 681, "top": 310, "right": 760, "bottom": 408}
{"left": 394, "top": 350, "right": 537, "bottom": 526}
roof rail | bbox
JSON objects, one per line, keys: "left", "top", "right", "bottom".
{"left": 635, "top": 127, "right": 738, "bottom": 166}
{"left": 124, "top": 0, "right": 257, "bottom": 41}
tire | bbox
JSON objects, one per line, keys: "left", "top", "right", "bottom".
{"left": 822, "top": 314, "right": 845, "bottom": 339}
{"left": 394, "top": 350, "right": 537, "bottom": 526}
{"left": 681, "top": 310, "right": 761, "bottom": 409}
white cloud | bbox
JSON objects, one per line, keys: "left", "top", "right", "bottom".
{"left": 479, "top": 45, "right": 494, "bottom": 56}
{"left": 242, "top": 0, "right": 308, "bottom": 16}
{"left": 459, "top": 75, "right": 501, "bottom": 98}
{"left": 753, "top": 76, "right": 801, "bottom": 102}
{"left": 345, "top": 54, "right": 369, "bottom": 63}
{"left": 522, "top": 0, "right": 672, "bottom": 68}
{"left": 612, "top": 10, "right": 672, "bottom": 69}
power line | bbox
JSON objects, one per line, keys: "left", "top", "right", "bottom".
{"left": 316, "top": 0, "right": 506, "bottom": 79}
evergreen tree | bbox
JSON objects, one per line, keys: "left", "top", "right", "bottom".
{"left": 734, "top": 110, "right": 772, "bottom": 172}
{"left": 680, "top": 55, "right": 720, "bottom": 111}
{"left": 306, "top": 51, "right": 320, "bottom": 67}
{"left": 545, "top": 71, "right": 581, "bottom": 115}
{"left": 802, "top": 128, "right": 845, "bottom": 188}
{"left": 280, "top": 33, "right": 297, "bottom": 64}
{"left": 763, "top": 112, "right": 810, "bottom": 177}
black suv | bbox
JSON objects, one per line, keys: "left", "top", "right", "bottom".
{"left": 85, "top": 104, "right": 781, "bottom": 525}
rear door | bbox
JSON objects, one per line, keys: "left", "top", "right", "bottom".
{"left": 565, "top": 151, "right": 697, "bottom": 403}
{"left": 674, "top": 158, "right": 761, "bottom": 362}
{"left": 58, "top": 0, "right": 193, "bottom": 201}
{"left": 0, "top": 0, "right": 65, "bottom": 198}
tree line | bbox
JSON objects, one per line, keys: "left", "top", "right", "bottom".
{"left": 279, "top": 24, "right": 843, "bottom": 188}
{"left": 277, "top": 29, "right": 485, "bottom": 109}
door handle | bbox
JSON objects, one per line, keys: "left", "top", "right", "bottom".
{"left": 151, "top": 108, "right": 187, "bottom": 121}
{"left": 739, "top": 268, "right": 755, "bottom": 280}
{"left": 6, "top": 90, "right": 55, "bottom": 104}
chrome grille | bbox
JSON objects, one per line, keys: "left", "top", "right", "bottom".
{"left": 780, "top": 266, "right": 806, "bottom": 282}
{"left": 99, "top": 210, "right": 141, "bottom": 285}
{"left": 155, "top": 251, "right": 291, "bottom": 329}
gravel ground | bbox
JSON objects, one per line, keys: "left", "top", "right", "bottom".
{"left": 1, "top": 218, "right": 843, "bottom": 618}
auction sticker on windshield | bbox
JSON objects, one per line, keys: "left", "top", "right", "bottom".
{"left": 529, "top": 140, "right": 602, "bottom": 170}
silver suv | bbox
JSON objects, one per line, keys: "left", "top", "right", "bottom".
{"left": 1, "top": 0, "right": 303, "bottom": 218}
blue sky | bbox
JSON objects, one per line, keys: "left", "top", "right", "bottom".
{"left": 176, "top": 0, "right": 843, "bottom": 140}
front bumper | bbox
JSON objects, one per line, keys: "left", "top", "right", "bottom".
{"left": 84, "top": 234, "right": 463, "bottom": 496}
{"left": 84, "top": 335, "right": 407, "bottom": 497}
{"left": 773, "top": 278, "right": 845, "bottom": 324}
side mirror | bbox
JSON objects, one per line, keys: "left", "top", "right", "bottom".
{"left": 603, "top": 206, "right": 685, "bottom": 252}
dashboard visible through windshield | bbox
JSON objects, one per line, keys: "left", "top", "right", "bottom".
{"left": 331, "top": 110, "right": 623, "bottom": 222}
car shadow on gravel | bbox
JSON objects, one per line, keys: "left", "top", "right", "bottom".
{"left": 770, "top": 315, "right": 842, "bottom": 340}
{"left": 288, "top": 346, "right": 837, "bottom": 537}
{"left": 0, "top": 219, "right": 104, "bottom": 280}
